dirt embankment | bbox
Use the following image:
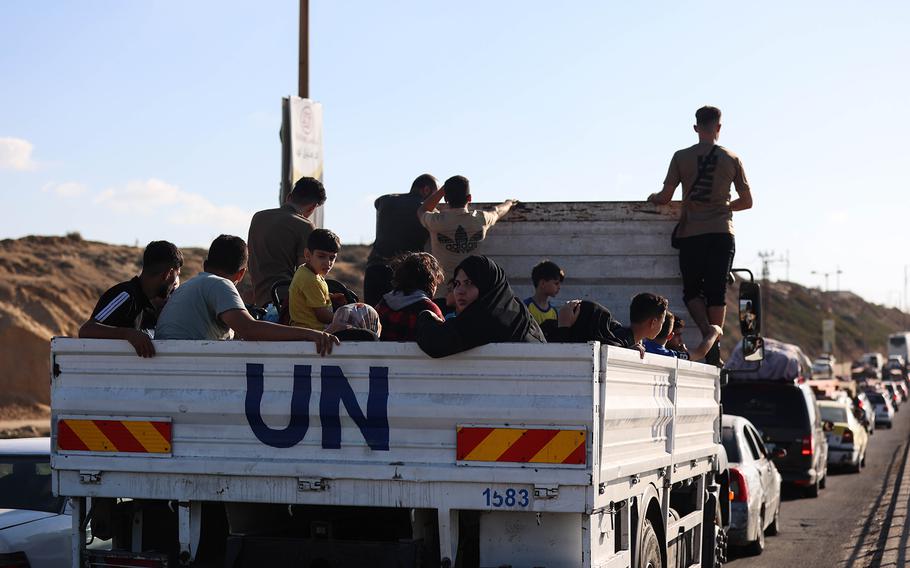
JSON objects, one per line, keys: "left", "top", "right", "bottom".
{"left": 0, "top": 234, "right": 369, "bottom": 432}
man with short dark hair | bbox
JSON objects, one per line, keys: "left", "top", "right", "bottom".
{"left": 155, "top": 235, "right": 338, "bottom": 354}
{"left": 648, "top": 106, "right": 752, "bottom": 364}
{"left": 79, "top": 241, "right": 184, "bottom": 357}
{"left": 247, "top": 176, "right": 327, "bottom": 307}
{"left": 418, "top": 175, "right": 516, "bottom": 283}
{"left": 364, "top": 174, "right": 437, "bottom": 306}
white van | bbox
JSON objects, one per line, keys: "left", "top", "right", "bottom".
{"left": 888, "top": 332, "right": 910, "bottom": 363}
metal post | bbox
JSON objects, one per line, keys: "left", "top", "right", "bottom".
{"left": 71, "top": 497, "right": 85, "bottom": 568}
{"left": 298, "top": 0, "right": 309, "bottom": 98}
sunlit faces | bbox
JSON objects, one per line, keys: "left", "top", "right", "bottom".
{"left": 304, "top": 248, "right": 337, "bottom": 276}
{"left": 646, "top": 312, "right": 666, "bottom": 340}
{"left": 452, "top": 269, "right": 480, "bottom": 314}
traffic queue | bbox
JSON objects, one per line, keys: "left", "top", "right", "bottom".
{"left": 718, "top": 333, "right": 910, "bottom": 557}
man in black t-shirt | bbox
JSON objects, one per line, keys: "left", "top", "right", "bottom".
{"left": 363, "top": 174, "right": 437, "bottom": 306}
{"left": 79, "top": 241, "right": 183, "bottom": 357}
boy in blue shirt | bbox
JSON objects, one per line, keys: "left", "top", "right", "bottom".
{"left": 523, "top": 260, "right": 565, "bottom": 326}
{"left": 644, "top": 311, "right": 721, "bottom": 362}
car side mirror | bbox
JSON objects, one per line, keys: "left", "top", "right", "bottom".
{"left": 771, "top": 448, "right": 788, "bottom": 459}
{"left": 739, "top": 281, "right": 762, "bottom": 336}
{"left": 743, "top": 336, "right": 764, "bottom": 362}
{"left": 822, "top": 420, "right": 835, "bottom": 432}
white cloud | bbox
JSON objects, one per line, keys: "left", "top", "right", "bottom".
{"left": 826, "top": 210, "right": 850, "bottom": 224}
{"left": 41, "top": 181, "right": 88, "bottom": 198}
{"left": 94, "top": 179, "right": 253, "bottom": 232}
{"left": 0, "top": 137, "right": 37, "bottom": 170}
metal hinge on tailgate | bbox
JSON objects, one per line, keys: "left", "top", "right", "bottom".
{"left": 297, "top": 478, "right": 329, "bottom": 492}
{"left": 533, "top": 484, "right": 559, "bottom": 500}
{"left": 79, "top": 470, "right": 102, "bottom": 484}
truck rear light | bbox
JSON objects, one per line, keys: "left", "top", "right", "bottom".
{"left": 842, "top": 429, "right": 854, "bottom": 444}
{"left": 87, "top": 550, "right": 169, "bottom": 567}
{"left": 729, "top": 467, "right": 749, "bottom": 503}
{"left": 801, "top": 436, "right": 814, "bottom": 456}
{"left": 0, "top": 551, "right": 31, "bottom": 568}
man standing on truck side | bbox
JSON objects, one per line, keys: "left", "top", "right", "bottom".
{"left": 418, "top": 175, "right": 517, "bottom": 287}
{"left": 155, "top": 234, "right": 338, "bottom": 355}
{"left": 247, "top": 176, "right": 326, "bottom": 308}
{"left": 79, "top": 240, "right": 183, "bottom": 358}
{"left": 363, "top": 173, "right": 437, "bottom": 306}
{"left": 648, "top": 106, "right": 753, "bottom": 365}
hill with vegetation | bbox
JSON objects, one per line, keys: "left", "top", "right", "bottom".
{"left": 720, "top": 280, "right": 908, "bottom": 363}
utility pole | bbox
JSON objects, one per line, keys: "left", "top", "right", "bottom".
{"left": 811, "top": 270, "right": 830, "bottom": 292}
{"left": 299, "top": 0, "right": 309, "bottom": 98}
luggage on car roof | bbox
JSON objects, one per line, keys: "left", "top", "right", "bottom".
{"left": 725, "top": 337, "right": 813, "bottom": 381}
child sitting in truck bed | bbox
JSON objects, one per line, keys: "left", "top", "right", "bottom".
{"left": 644, "top": 310, "right": 721, "bottom": 361}
{"left": 416, "top": 255, "right": 544, "bottom": 357}
{"left": 375, "top": 252, "right": 445, "bottom": 341}
{"left": 288, "top": 229, "right": 342, "bottom": 330}
{"left": 523, "top": 259, "right": 564, "bottom": 327}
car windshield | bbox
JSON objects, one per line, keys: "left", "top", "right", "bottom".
{"left": 722, "top": 386, "right": 809, "bottom": 430}
{"left": 819, "top": 405, "right": 848, "bottom": 423}
{"left": 867, "top": 392, "right": 886, "bottom": 403}
{"left": 721, "top": 427, "right": 741, "bottom": 462}
{"left": 0, "top": 456, "right": 64, "bottom": 513}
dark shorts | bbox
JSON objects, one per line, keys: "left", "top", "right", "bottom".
{"left": 678, "top": 233, "right": 735, "bottom": 307}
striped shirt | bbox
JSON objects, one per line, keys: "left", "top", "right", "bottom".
{"left": 89, "top": 277, "right": 157, "bottom": 331}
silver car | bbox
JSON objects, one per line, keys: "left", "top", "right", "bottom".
{"left": 722, "top": 415, "right": 783, "bottom": 555}
{"left": 0, "top": 438, "right": 75, "bottom": 567}
{"left": 866, "top": 390, "right": 895, "bottom": 428}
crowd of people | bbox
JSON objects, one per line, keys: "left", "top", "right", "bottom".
{"left": 78, "top": 106, "right": 751, "bottom": 365}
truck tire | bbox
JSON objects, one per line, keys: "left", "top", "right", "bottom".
{"left": 701, "top": 495, "right": 725, "bottom": 568}
{"left": 639, "top": 519, "right": 662, "bottom": 568}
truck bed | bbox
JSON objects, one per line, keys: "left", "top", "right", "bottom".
{"left": 51, "top": 338, "right": 721, "bottom": 517}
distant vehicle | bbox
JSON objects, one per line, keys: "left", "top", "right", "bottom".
{"left": 722, "top": 415, "right": 783, "bottom": 555}
{"left": 811, "top": 358, "right": 835, "bottom": 379}
{"left": 888, "top": 332, "right": 910, "bottom": 363}
{"left": 862, "top": 352, "right": 886, "bottom": 371}
{"left": 853, "top": 392, "right": 876, "bottom": 435}
{"left": 818, "top": 401, "right": 869, "bottom": 473}
{"left": 722, "top": 380, "right": 830, "bottom": 498}
{"left": 0, "top": 437, "right": 72, "bottom": 568}
{"left": 817, "top": 353, "right": 836, "bottom": 364}
{"left": 884, "top": 382, "right": 903, "bottom": 409}
{"left": 866, "top": 390, "right": 895, "bottom": 428}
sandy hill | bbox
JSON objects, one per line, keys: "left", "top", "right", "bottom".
{"left": 0, "top": 234, "right": 368, "bottom": 426}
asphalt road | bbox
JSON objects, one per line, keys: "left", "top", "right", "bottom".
{"left": 726, "top": 405, "right": 910, "bottom": 568}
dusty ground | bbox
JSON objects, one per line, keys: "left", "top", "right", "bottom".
{"left": 0, "top": 234, "right": 369, "bottom": 432}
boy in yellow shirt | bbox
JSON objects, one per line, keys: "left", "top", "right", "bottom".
{"left": 289, "top": 229, "right": 340, "bottom": 330}
{"left": 523, "top": 260, "right": 565, "bottom": 326}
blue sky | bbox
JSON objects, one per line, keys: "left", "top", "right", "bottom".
{"left": 2, "top": 1, "right": 909, "bottom": 309}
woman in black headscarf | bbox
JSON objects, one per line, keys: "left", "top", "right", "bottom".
{"left": 543, "top": 299, "right": 630, "bottom": 346}
{"left": 416, "top": 255, "right": 544, "bottom": 357}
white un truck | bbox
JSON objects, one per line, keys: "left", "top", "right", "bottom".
{"left": 51, "top": 202, "right": 761, "bottom": 568}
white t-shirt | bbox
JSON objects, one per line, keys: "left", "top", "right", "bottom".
{"left": 155, "top": 272, "right": 247, "bottom": 340}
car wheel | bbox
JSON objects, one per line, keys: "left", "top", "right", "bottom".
{"left": 639, "top": 518, "right": 663, "bottom": 568}
{"left": 806, "top": 477, "right": 820, "bottom": 498}
{"left": 746, "top": 511, "right": 766, "bottom": 555}
{"left": 765, "top": 503, "right": 780, "bottom": 536}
